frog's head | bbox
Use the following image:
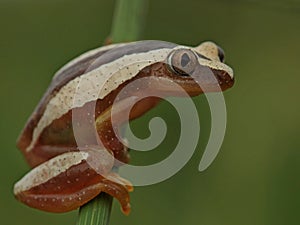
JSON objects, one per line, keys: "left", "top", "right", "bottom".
{"left": 152, "top": 41, "right": 234, "bottom": 96}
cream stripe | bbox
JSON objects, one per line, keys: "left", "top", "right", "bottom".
{"left": 26, "top": 47, "right": 176, "bottom": 152}
{"left": 14, "top": 152, "right": 89, "bottom": 194}
{"left": 197, "top": 57, "right": 234, "bottom": 78}
{"left": 26, "top": 45, "right": 233, "bottom": 152}
{"left": 53, "top": 43, "right": 126, "bottom": 80}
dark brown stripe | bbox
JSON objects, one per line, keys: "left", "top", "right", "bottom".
{"left": 85, "top": 40, "right": 177, "bottom": 73}
{"left": 18, "top": 40, "right": 178, "bottom": 149}
{"left": 195, "top": 52, "right": 211, "bottom": 61}
{"left": 53, "top": 41, "right": 177, "bottom": 91}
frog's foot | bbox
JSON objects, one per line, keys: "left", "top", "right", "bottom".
{"left": 14, "top": 149, "right": 133, "bottom": 214}
{"left": 101, "top": 173, "right": 133, "bottom": 215}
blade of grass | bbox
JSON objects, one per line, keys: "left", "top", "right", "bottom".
{"left": 77, "top": 193, "right": 113, "bottom": 225}
{"left": 110, "top": 0, "right": 148, "bottom": 42}
{"left": 77, "top": 0, "right": 148, "bottom": 225}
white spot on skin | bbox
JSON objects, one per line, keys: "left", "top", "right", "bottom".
{"left": 26, "top": 43, "right": 233, "bottom": 152}
{"left": 52, "top": 43, "right": 126, "bottom": 80}
{"left": 14, "top": 152, "right": 89, "bottom": 194}
{"left": 26, "top": 48, "right": 174, "bottom": 152}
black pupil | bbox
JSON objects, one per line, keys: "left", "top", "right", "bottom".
{"left": 181, "top": 53, "right": 190, "bottom": 67}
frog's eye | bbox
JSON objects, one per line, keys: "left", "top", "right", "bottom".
{"left": 217, "top": 46, "right": 225, "bottom": 62}
{"left": 168, "top": 49, "right": 198, "bottom": 76}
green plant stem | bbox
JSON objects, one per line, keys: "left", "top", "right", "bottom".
{"left": 77, "top": 0, "right": 148, "bottom": 225}
{"left": 110, "top": 0, "right": 148, "bottom": 42}
{"left": 77, "top": 193, "right": 113, "bottom": 225}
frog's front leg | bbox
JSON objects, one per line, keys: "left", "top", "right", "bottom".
{"left": 95, "top": 96, "right": 161, "bottom": 165}
{"left": 14, "top": 148, "right": 133, "bottom": 214}
{"left": 95, "top": 97, "right": 135, "bottom": 165}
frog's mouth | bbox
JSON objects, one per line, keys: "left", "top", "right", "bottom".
{"left": 185, "top": 65, "right": 234, "bottom": 93}
{"left": 136, "top": 62, "right": 234, "bottom": 96}
{"left": 212, "top": 68, "right": 235, "bottom": 91}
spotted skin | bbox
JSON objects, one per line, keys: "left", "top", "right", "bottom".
{"left": 15, "top": 40, "right": 234, "bottom": 214}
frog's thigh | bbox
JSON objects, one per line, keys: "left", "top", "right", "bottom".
{"left": 14, "top": 149, "right": 132, "bottom": 214}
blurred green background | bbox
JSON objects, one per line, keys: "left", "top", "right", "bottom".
{"left": 0, "top": 0, "right": 299, "bottom": 225}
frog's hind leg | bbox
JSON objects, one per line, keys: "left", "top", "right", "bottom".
{"left": 14, "top": 148, "right": 133, "bottom": 214}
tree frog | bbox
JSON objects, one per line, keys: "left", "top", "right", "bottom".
{"left": 14, "top": 40, "right": 234, "bottom": 214}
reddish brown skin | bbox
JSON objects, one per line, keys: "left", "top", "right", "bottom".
{"left": 16, "top": 154, "right": 132, "bottom": 213}
{"left": 16, "top": 59, "right": 234, "bottom": 213}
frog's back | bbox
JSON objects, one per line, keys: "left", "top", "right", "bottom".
{"left": 17, "top": 40, "right": 177, "bottom": 158}
{"left": 17, "top": 43, "right": 123, "bottom": 153}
